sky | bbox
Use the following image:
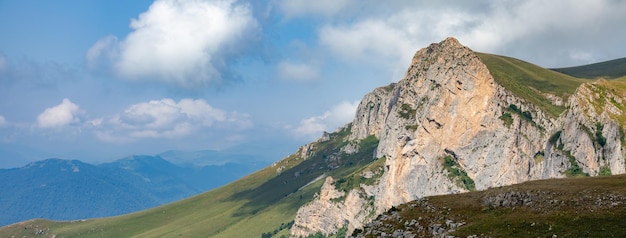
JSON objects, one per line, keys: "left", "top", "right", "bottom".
{"left": 0, "top": 0, "right": 625, "bottom": 167}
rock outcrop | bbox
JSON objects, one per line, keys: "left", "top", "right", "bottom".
{"left": 291, "top": 37, "right": 626, "bottom": 237}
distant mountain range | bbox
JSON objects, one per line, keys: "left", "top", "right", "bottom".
{"left": 0, "top": 152, "right": 266, "bottom": 226}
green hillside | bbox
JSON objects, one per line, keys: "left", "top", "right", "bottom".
{"left": 354, "top": 174, "right": 626, "bottom": 237}
{"left": 476, "top": 52, "right": 585, "bottom": 118}
{"left": 0, "top": 126, "right": 380, "bottom": 238}
{"left": 552, "top": 57, "right": 626, "bottom": 79}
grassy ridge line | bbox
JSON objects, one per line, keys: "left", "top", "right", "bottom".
{"left": 552, "top": 57, "right": 626, "bottom": 79}
{"left": 476, "top": 52, "right": 584, "bottom": 118}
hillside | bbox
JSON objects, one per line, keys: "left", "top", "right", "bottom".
{"left": 353, "top": 174, "right": 626, "bottom": 237}
{"left": 1, "top": 37, "right": 624, "bottom": 238}
{"left": 0, "top": 128, "right": 380, "bottom": 237}
{"left": 552, "top": 57, "right": 626, "bottom": 79}
{"left": 0, "top": 155, "right": 264, "bottom": 227}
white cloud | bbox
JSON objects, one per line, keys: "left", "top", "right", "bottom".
{"left": 320, "top": 19, "right": 418, "bottom": 63}
{"left": 97, "top": 98, "right": 251, "bottom": 142}
{"left": 316, "top": 0, "right": 626, "bottom": 69}
{"left": 292, "top": 100, "right": 359, "bottom": 138}
{"left": 277, "top": 60, "right": 319, "bottom": 82}
{"left": 86, "top": 35, "right": 118, "bottom": 70}
{"left": 87, "top": 0, "right": 259, "bottom": 87}
{"left": 37, "top": 99, "right": 81, "bottom": 128}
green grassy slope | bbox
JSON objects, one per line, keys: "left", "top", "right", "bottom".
{"left": 355, "top": 174, "right": 626, "bottom": 238}
{"left": 552, "top": 57, "right": 626, "bottom": 79}
{"left": 0, "top": 125, "right": 381, "bottom": 238}
{"left": 476, "top": 52, "right": 585, "bottom": 117}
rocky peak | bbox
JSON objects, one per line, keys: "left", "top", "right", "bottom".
{"left": 292, "top": 37, "right": 626, "bottom": 237}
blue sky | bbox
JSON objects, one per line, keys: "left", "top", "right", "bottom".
{"left": 1, "top": 0, "right": 625, "bottom": 167}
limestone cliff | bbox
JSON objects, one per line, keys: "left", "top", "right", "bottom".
{"left": 290, "top": 37, "right": 626, "bottom": 237}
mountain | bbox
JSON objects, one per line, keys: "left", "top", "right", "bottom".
{"left": 0, "top": 154, "right": 265, "bottom": 227}
{"left": 0, "top": 159, "right": 159, "bottom": 226}
{"left": 1, "top": 37, "right": 624, "bottom": 237}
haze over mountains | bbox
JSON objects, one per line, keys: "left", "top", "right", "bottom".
{"left": 1, "top": 38, "right": 625, "bottom": 237}
{"left": 0, "top": 151, "right": 266, "bottom": 226}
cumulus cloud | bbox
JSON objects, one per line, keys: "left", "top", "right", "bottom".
{"left": 292, "top": 100, "right": 359, "bottom": 138}
{"left": 37, "top": 99, "right": 81, "bottom": 128}
{"left": 277, "top": 60, "right": 319, "bottom": 82}
{"left": 87, "top": 0, "right": 259, "bottom": 87}
{"left": 315, "top": 0, "right": 626, "bottom": 68}
{"left": 96, "top": 98, "right": 251, "bottom": 142}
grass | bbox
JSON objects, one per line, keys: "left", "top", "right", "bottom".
{"left": 552, "top": 57, "right": 626, "bottom": 79}
{"left": 476, "top": 52, "right": 584, "bottom": 118}
{"left": 0, "top": 125, "right": 380, "bottom": 238}
{"left": 355, "top": 174, "right": 626, "bottom": 238}
{"left": 334, "top": 155, "right": 386, "bottom": 195}
{"left": 584, "top": 80, "right": 626, "bottom": 126}
{"left": 498, "top": 112, "right": 513, "bottom": 128}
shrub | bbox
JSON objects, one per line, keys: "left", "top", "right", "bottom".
{"left": 599, "top": 166, "right": 612, "bottom": 176}
{"left": 442, "top": 155, "right": 476, "bottom": 191}
{"left": 549, "top": 131, "right": 562, "bottom": 145}
{"left": 499, "top": 112, "right": 513, "bottom": 127}
{"left": 595, "top": 123, "right": 607, "bottom": 147}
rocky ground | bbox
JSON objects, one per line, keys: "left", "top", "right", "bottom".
{"left": 351, "top": 175, "right": 626, "bottom": 238}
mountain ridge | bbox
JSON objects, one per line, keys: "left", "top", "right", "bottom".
{"left": 0, "top": 154, "right": 265, "bottom": 226}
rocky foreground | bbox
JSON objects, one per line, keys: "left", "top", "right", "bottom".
{"left": 351, "top": 174, "right": 626, "bottom": 237}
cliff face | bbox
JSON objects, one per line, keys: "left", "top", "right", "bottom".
{"left": 291, "top": 38, "right": 626, "bottom": 237}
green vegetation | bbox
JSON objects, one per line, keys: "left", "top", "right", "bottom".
{"left": 599, "top": 166, "right": 612, "bottom": 176}
{"left": 404, "top": 124, "right": 418, "bottom": 131}
{"left": 398, "top": 103, "right": 416, "bottom": 119}
{"left": 533, "top": 151, "right": 545, "bottom": 163}
{"left": 442, "top": 155, "right": 476, "bottom": 191}
{"left": 334, "top": 156, "right": 386, "bottom": 195}
{"left": 306, "top": 226, "right": 347, "bottom": 238}
{"left": 549, "top": 130, "right": 589, "bottom": 177}
{"left": 505, "top": 104, "right": 537, "bottom": 126}
{"left": 355, "top": 174, "right": 626, "bottom": 238}
{"left": 563, "top": 150, "right": 589, "bottom": 177}
{"left": 552, "top": 57, "right": 626, "bottom": 79}
{"left": 588, "top": 81, "right": 626, "bottom": 126}
{"left": 262, "top": 221, "right": 294, "bottom": 238}
{"left": 0, "top": 125, "right": 380, "bottom": 238}
{"left": 499, "top": 112, "right": 513, "bottom": 128}
{"left": 476, "top": 52, "right": 584, "bottom": 118}
{"left": 549, "top": 130, "right": 562, "bottom": 145}
{"left": 596, "top": 123, "right": 607, "bottom": 147}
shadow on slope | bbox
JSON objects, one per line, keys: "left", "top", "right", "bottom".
{"left": 552, "top": 57, "right": 626, "bottom": 79}
{"left": 228, "top": 126, "right": 380, "bottom": 217}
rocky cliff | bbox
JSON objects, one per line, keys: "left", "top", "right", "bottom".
{"left": 290, "top": 37, "right": 626, "bottom": 237}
